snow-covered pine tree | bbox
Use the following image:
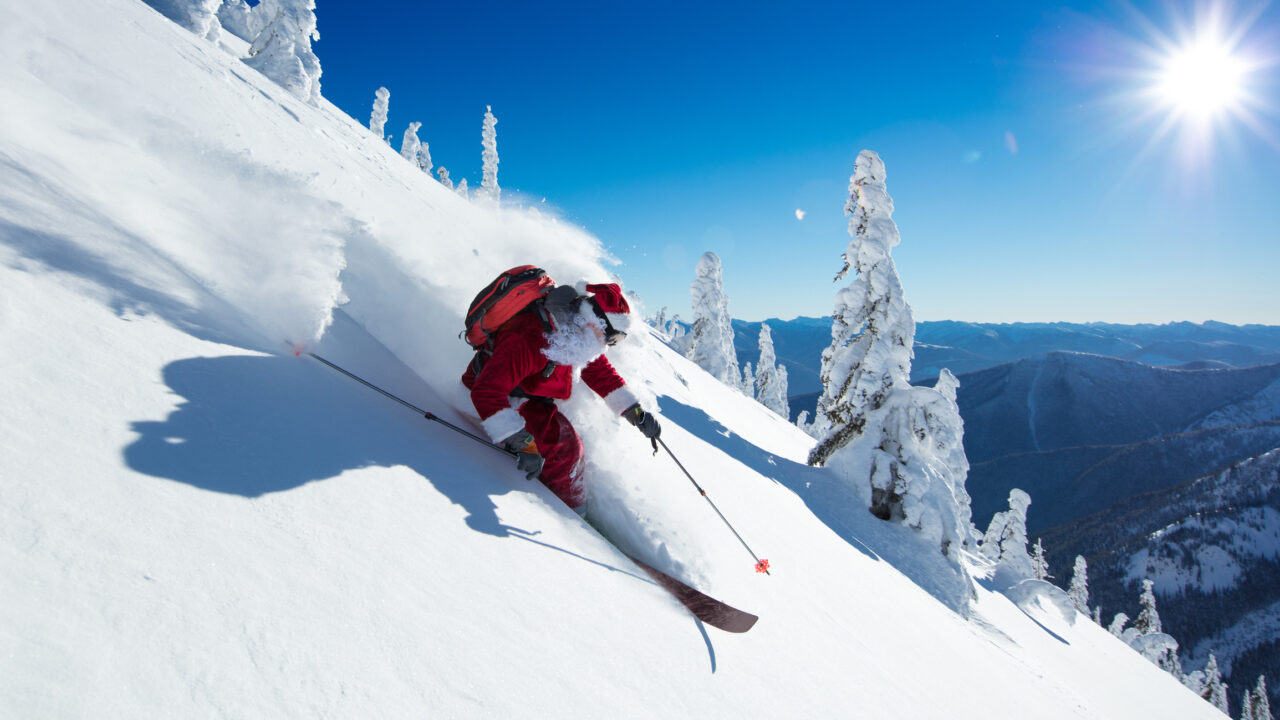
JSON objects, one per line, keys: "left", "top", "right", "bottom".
{"left": 1067, "top": 555, "right": 1090, "bottom": 614}
{"left": 775, "top": 366, "right": 790, "bottom": 416}
{"left": 456, "top": 177, "right": 469, "bottom": 198}
{"left": 1200, "top": 654, "right": 1229, "bottom": 715}
{"left": 756, "top": 324, "right": 790, "bottom": 418}
{"left": 1030, "top": 539, "right": 1051, "bottom": 581}
{"left": 400, "top": 122, "right": 422, "bottom": 165}
{"left": 481, "top": 105, "right": 499, "bottom": 203}
{"left": 436, "top": 166, "right": 454, "bottom": 190}
{"left": 245, "top": 0, "right": 322, "bottom": 106}
{"left": 1249, "top": 677, "right": 1272, "bottom": 720}
{"left": 796, "top": 410, "right": 810, "bottom": 433}
{"left": 218, "top": 0, "right": 265, "bottom": 43}
{"left": 142, "top": 0, "right": 223, "bottom": 41}
{"left": 808, "top": 150, "right": 914, "bottom": 468}
{"left": 650, "top": 307, "right": 668, "bottom": 335}
{"left": 1092, "top": 607, "right": 1103, "bottom": 625}
{"left": 803, "top": 152, "right": 975, "bottom": 555}
{"left": 685, "top": 251, "right": 740, "bottom": 386}
{"left": 1108, "top": 613, "right": 1130, "bottom": 637}
{"left": 981, "top": 489, "right": 1033, "bottom": 578}
{"left": 418, "top": 142, "right": 433, "bottom": 175}
{"left": 741, "top": 363, "right": 755, "bottom": 397}
{"left": 1135, "top": 579, "right": 1163, "bottom": 635}
{"left": 1244, "top": 688, "right": 1256, "bottom": 720}
{"left": 370, "top": 87, "right": 390, "bottom": 141}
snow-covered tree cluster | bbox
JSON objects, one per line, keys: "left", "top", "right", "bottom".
{"left": 364, "top": 90, "right": 502, "bottom": 201}
{"left": 806, "top": 151, "right": 974, "bottom": 558}
{"left": 244, "top": 0, "right": 323, "bottom": 105}
{"left": 144, "top": 0, "right": 321, "bottom": 104}
{"left": 683, "top": 252, "right": 740, "bottom": 387}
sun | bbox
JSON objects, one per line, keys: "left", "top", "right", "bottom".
{"left": 1153, "top": 34, "right": 1248, "bottom": 121}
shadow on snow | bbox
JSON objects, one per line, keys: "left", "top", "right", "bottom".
{"left": 658, "top": 395, "right": 976, "bottom": 616}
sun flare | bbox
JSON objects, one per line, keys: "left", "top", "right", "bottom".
{"left": 1154, "top": 36, "right": 1247, "bottom": 119}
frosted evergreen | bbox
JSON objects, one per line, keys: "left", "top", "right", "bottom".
{"left": 805, "top": 152, "right": 974, "bottom": 556}
{"left": 685, "top": 251, "right": 740, "bottom": 386}
{"left": 1031, "top": 539, "right": 1051, "bottom": 581}
{"left": 809, "top": 150, "right": 914, "bottom": 467}
{"left": 245, "top": 0, "right": 322, "bottom": 106}
{"left": 1135, "top": 579, "right": 1163, "bottom": 635}
{"left": 481, "top": 105, "right": 499, "bottom": 203}
{"left": 217, "top": 0, "right": 264, "bottom": 43}
{"left": 142, "top": 0, "right": 223, "bottom": 41}
{"left": 400, "top": 122, "right": 422, "bottom": 165}
{"left": 436, "top": 166, "right": 454, "bottom": 190}
{"left": 370, "top": 87, "right": 390, "bottom": 142}
{"left": 756, "top": 324, "right": 790, "bottom": 418}
{"left": 741, "top": 362, "right": 755, "bottom": 397}
{"left": 1067, "top": 555, "right": 1090, "bottom": 614}
{"left": 1200, "top": 654, "right": 1229, "bottom": 714}
{"left": 982, "top": 489, "right": 1033, "bottom": 579}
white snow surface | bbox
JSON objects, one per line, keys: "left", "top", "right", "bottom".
{"left": 0, "top": 1, "right": 1224, "bottom": 717}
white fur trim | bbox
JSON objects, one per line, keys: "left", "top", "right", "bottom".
{"left": 482, "top": 407, "right": 527, "bottom": 443}
{"left": 602, "top": 385, "right": 642, "bottom": 416}
{"left": 605, "top": 311, "right": 632, "bottom": 333}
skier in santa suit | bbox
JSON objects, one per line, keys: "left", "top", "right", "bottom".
{"left": 462, "top": 282, "right": 662, "bottom": 514}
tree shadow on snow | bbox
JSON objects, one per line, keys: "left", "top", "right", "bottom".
{"left": 657, "top": 395, "right": 975, "bottom": 616}
{"left": 125, "top": 353, "right": 524, "bottom": 540}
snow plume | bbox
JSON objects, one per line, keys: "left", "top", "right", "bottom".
{"left": 807, "top": 151, "right": 975, "bottom": 557}
{"left": 369, "top": 87, "right": 390, "bottom": 141}
{"left": 245, "top": 0, "right": 322, "bottom": 106}
{"left": 481, "top": 105, "right": 500, "bottom": 203}
{"left": 685, "top": 251, "right": 739, "bottom": 386}
{"left": 141, "top": 0, "right": 223, "bottom": 42}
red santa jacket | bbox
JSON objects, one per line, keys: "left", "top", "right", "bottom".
{"left": 462, "top": 311, "right": 640, "bottom": 442}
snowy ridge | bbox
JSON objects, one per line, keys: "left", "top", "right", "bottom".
{"left": 0, "top": 1, "right": 1226, "bottom": 717}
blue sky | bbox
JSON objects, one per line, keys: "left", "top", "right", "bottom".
{"left": 316, "top": 1, "right": 1279, "bottom": 324}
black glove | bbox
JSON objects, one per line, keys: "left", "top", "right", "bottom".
{"left": 502, "top": 430, "right": 544, "bottom": 481}
{"left": 622, "top": 403, "right": 661, "bottom": 440}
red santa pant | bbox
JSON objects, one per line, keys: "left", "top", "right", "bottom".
{"left": 519, "top": 399, "right": 585, "bottom": 510}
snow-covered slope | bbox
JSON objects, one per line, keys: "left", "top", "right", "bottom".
{"left": 0, "top": 0, "right": 1225, "bottom": 717}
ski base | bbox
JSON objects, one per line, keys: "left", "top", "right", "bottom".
{"left": 623, "top": 552, "right": 758, "bottom": 633}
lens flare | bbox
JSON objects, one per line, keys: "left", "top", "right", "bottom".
{"left": 1154, "top": 34, "right": 1247, "bottom": 120}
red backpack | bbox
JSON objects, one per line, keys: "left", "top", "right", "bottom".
{"left": 463, "top": 265, "right": 555, "bottom": 351}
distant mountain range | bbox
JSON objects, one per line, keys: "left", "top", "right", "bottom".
{"left": 732, "top": 318, "right": 1280, "bottom": 411}
{"left": 727, "top": 317, "right": 1280, "bottom": 707}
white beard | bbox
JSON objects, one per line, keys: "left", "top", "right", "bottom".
{"left": 542, "top": 310, "right": 608, "bottom": 368}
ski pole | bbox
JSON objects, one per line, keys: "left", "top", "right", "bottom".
{"left": 656, "top": 437, "right": 771, "bottom": 575}
{"left": 304, "top": 351, "right": 516, "bottom": 459}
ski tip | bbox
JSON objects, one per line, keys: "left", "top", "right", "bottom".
{"left": 284, "top": 340, "right": 307, "bottom": 358}
{"left": 755, "top": 558, "right": 771, "bottom": 575}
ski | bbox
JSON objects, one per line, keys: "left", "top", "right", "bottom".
{"left": 622, "top": 552, "right": 758, "bottom": 633}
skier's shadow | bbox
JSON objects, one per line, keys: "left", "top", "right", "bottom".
{"left": 127, "top": 355, "right": 721, "bottom": 669}
{"left": 124, "top": 353, "right": 518, "bottom": 539}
